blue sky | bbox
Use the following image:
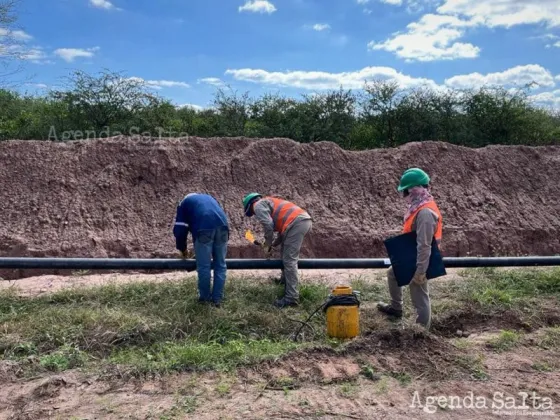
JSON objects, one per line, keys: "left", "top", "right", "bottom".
{"left": 4, "top": 0, "right": 560, "bottom": 109}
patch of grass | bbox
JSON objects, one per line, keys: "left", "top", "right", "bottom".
{"left": 452, "top": 338, "right": 472, "bottom": 349}
{"left": 271, "top": 376, "right": 297, "bottom": 389}
{"left": 216, "top": 378, "right": 233, "bottom": 396}
{"left": 458, "top": 268, "right": 560, "bottom": 309}
{"left": 532, "top": 361, "right": 554, "bottom": 372}
{"left": 350, "top": 277, "right": 385, "bottom": 301}
{"left": 160, "top": 395, "right": 198, "bottom": 419}
{"left": 487, "top": 330, "right": 522, "bottom": 352}
{"left": 39, "top": 345, "right": 88, "bottom": 372}
{"left": 390, "top": 371, "right": 412, "bottom": 387}
{"left": 111, "top": 338, "right": 299, "bottom": 374}
{"left": 455, "top": 354, "right": 489, "bottom": 381}
{"left": 298, "top": 398, "right": 310, "bottom": 407}
{"left": 359, "top": 363, "right": 380, "bottom": 381}
{"left": 298, "top": 284, "right": 329, "bottom": 310}
{"left": 339, "top": 382, "right": 359, "bottom": 398}
{"left": 0, "top": 276, "right": 327, "bottom": 375}
{"left": 538, "top": 327, "right": 560, "bottom": 350}
{"left": 375, "top": 376, "right": 389, "bottom": 395}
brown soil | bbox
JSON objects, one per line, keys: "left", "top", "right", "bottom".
{"left": 1, "top": 137, "right": 559, "bottom": 280}
{"left": 1, "top": 326, "right": 559, "bottom": 419}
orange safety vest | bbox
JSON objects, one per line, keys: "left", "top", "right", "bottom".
{"left": 266, "top": 197, "right": 306, "bottom": 234}
{"left": 403, "top": 201, "right": 443, "bottom": 241}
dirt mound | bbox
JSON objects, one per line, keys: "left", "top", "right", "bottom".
{"left": 0, "top": 137, "right": 559, "bottom": 278}
{"left": 250, "top": 328, "right": 467, "bottom": 385}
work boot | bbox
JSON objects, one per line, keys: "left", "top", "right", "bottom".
{"left": 377, "top": 302, "right": 403, "bottom": 318}
{"left": 274, "top": 297, "right": 298, "bottom": 309}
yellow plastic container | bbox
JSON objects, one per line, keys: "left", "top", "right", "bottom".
{"left": 326, "top": 286, "right": 360, "bottom": 339}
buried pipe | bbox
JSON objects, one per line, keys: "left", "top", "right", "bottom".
{"left": 0, "top": 256, "right": 559, "bottom": 273}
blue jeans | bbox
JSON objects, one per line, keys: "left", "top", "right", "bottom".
{"left": 193, "top": 226, "right": 228, "bottom": 303}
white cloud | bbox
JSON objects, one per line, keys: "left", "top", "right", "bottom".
{"left": 54, "top": 47, "right": 99, "bottom": 62}
{"left": 381, "top": 0, "right": 403, "bottom": 5}
{"left": 444, "top": 65, "right": 556, "bottom": 89}
{"left": 25, "top": 83, "right": 48, "bottom": 89}
{"left": 129, "top": 77, "right": 190, "bottom": 90}
{"left": 177, "top": 104, "right": 203, "bottom": 111}
{"left": 1, "top": 44, "right": 50, "bottom": 64}
{"left": 372, "top": 1, "right": 560, "bottom": 62}
{"left": 0, "top": 28, "right": 33, "bottom": 41}
{"left": 554, "top": 41, "right": 560, "bottom": 48}
{"left": 312, "top": 23, "right": 331, "bottom": 32}
{"left": 356, "top": 0, "right": 370, "bottom": 4}
{"left": 225, "top": 66, "right": 439, "bottom": 90}
{"left": 22, "top": 48, "right": 49, "bottom": 63}
{"left": 363, "top": 8, "right": 373, "bottom": 15}
{"left": 529, "top": 89, "right": 560, "bottom": 107}
{"left": 90, "top": 0, "right": 115, "bottom": 10}
{"left": 437, "top": 0, "right": 560, "bottom": 28}
{"left": 369, "top": 14, "right": 481, "bottom": 61}
{"left": 198, "top": 77, "right": 225, "bottom": 87}
{"left": 239, "top": 0, "right": 276, "bottom": 14}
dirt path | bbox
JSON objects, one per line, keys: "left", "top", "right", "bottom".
{"left": 0, "top": 268, "right": 471, "bottom": 298}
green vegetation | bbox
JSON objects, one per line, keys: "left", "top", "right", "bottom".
{"left": 435, "top": 268, "right": 560, "bottom": 313}
{"left": 1, "top": 268, "right": 558, "bottom": 378}
{"left": 390, "top": 371, "right": 412, "bottom": 386}
{"left": 339, "top": 381, "right": 359, "bottom": 398}
{"left": 538, "top": 327, "right": 560, "bottom": 350}
{"left": 0, "top": 277, "right": 328, "bottom": 376}
{"left": 455, "top": 354, "right": 489, "bottom": 381}
{"left": 1, "top": 70, "right": 559, "bottom": 147}
{"left": 532, "top": 361, "right": 554, "bottom": 372}
{"left": 487, "top": 330, "right": 522, "bottom": 352}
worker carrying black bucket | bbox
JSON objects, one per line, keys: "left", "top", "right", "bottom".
{"left": 377, "top": 168, "right": 444, "bottom": 330}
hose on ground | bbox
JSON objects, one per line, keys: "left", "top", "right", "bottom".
{"left": 322, "top": 293, "right": 361, "bottom": 312}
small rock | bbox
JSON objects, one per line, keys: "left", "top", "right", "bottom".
{"left": 456, "top": 329, "right": 463, "bottom": 337}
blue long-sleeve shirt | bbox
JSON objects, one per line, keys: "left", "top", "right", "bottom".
{"left": 173, "top": 193, "right": 229, "bottom": 252}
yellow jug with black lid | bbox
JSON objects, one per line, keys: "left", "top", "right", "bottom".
{"left": 325, "top": 286, "right": 360, "bottom": 339}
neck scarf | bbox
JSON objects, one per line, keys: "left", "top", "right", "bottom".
{"left": 404, "top": 186, "right": 434, "bottom": 222}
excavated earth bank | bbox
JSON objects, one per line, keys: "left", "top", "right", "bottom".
{"left": 0, "top": 137, "right": 559, "bottom": 279}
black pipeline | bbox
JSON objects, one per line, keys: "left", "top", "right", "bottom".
{"left": 0, "top": 256, "right": 559, "bottom": 272}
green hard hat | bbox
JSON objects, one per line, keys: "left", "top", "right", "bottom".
{"left": 243, "top": 193, "right": 262, "bottom": 216}
{"left": 397, "top": 168, "right": 430, "bottom": 192}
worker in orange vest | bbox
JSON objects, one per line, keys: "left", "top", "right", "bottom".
{"left": 377, "top": 168, "right": 443, "bottom": 329}
{"left": 243, "top": 193, "right": 312, "bottom": 308}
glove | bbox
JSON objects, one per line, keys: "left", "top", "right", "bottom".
{"left": 261, "top": 243, "right": 272, "bottom": 258}
{"left": 412, "top": 272, "right": 427, "bottom": 285}
{"left": 179, "top": 250, "right": 194, "bottom": 259}
{"left": 272, "top": 235, "right": 283, "bottom": 248}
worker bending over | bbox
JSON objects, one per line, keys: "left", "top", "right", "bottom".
{"left": 243, "top": 193, "right": 312, "bottom": 308}
{"left": 377, "top": 168, "right": 443, "bottom": 329}
{"left": 174, "top": 193, "right": 229, "bottom": 307}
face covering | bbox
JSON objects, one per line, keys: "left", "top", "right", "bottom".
{"left": 404, "top": 186, "right": 433, "bottom": 222}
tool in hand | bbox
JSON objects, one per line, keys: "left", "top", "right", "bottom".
{"left": 245, "top": 230, "right": 261, "bottom": 246}
{"left": 245, "top": 230, "right": 272, "bottom": 256}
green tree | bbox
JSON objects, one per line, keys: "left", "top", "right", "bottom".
{"left": 50, "top": 70, "right": 160, "bottom": 137}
